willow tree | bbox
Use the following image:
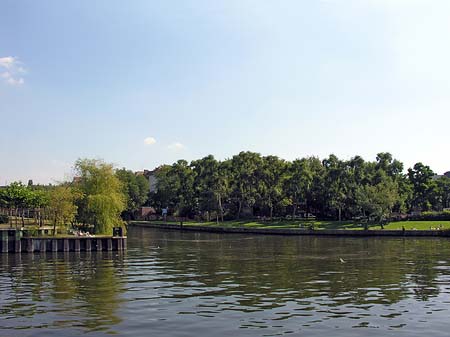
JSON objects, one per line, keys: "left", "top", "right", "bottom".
{"left": 74, "top": 159, "right": 125, "bottom": 235}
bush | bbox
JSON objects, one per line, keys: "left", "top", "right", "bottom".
{"left": 409, "top": 211, "right": 450, "bottom": 221}
{"left": 0, "top": 214, "right": 8, "bottom": 224}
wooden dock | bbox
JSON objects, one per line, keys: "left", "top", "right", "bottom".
{"left": 0, "top": 230, "right": 126, "bottom": 253}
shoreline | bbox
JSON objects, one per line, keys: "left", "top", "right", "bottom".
{"left": 130, "top": 222, "right": 450, "bottom": 238}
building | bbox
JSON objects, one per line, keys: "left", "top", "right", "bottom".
{"left": 134, "top": 167, "right": 164, "bottom": 193}
{"left": 144, "top": 169, "right": 159, "bottom": 193}
{"left": 432, "top": 171, "right": 450, "bottom": 180}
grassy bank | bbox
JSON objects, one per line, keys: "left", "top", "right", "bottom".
{"left": 138, "top": 219, "right": 450, "bottom": 231}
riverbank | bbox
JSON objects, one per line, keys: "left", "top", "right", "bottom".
{"left": 130, "top": 221, "right": 450, "bottom": 237}
{"left": 132, "top": 219, "right": 450, "bottom": 230}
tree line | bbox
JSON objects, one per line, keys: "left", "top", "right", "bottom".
{"left": 1, "top": 152, "right": 449, "bottom": 232}
{"left": 149, "top": 152, "right": 450, "bottom": 222}
{"left": 0, "top": 159, "right": 149, "bottom": 234}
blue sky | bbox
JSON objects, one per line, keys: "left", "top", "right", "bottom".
{"left": 1, "top": 0, "right": 449, "bottom": 183}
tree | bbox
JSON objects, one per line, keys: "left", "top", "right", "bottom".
{"left": 285, "top": 158, "right": 314, "bottom": 218}
{"left": 48, "top": 185, "right": 79, "bottom": 235}
{"left": 355, "top": 175, "right": 399, "bottom": 224}
{"left": 191, "top": 155, "right": 228, "bottom": 221}
{"left": 230, "top": 152, "right": 263, "bottom": 219}
{"left": 169, "top": 160, "right": 196, "bottom": 216}
{"left": 259, "top": 155, "right": 288, "bottom": 219}
{"left": 376, "top": 152, "right": 403, "bottom": 178}
{"left": 74, "top": 159, "right": 126, "bottom": 234}
{"left": 116, "top": 169, "right": 149, "bottom": 219}
{"left": 435, "top": 177, "right": 450, "bottom": 210}
{"left": 149, "top": 160, "right": 195, "bottom": 217}
{"left": 0, "top": 182, "right": 30, "bottom": 228}
{"left": 215, "top": 160, "right": 231, "bottom": 221}
{"left": 27, "top": 189, "right": 49, "bottom": 226}
{"left": 323, "top": 155, "right": 351, "bottom": 221}
{"left": 408, "top": 163, "right": 436, "bottom": 211}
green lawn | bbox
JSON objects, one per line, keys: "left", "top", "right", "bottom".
{"left": 381, "top": 221, "right": 450, "bottom": 230}
{"left": 138, "top": 219, "right": 450, "bottom": 231}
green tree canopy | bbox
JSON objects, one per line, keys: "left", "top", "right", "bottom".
{"left": 116, "top": 168, "right": 149, "bottom": 218}
{"left": 74, "top": 159, "right": 126, "bottom": 234}
{"left": 48, "top": 185, "right": 79, "bottom": 234}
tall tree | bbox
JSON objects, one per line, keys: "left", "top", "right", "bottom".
{"left": 376, "top": 152, "right": 404, "bottom": 178}
{"left": 116, "top": 169, "right": 149, "bottom": 219}
{"left": 285, "top": 158, "right": 314, "bottom": 218}
{"left": 191, "top": 155, "right": 229, "bottom": 221}
{"left": 323, "top": 155, "right": 351, "bottom": 221}
{"left": 408, "top": 163, "right": 436, "bottom": 211}
{"left": 229, "top": 152, "right": 263, "bottom": 219}
{"left": 48, "top": 185, "right": 79, "bottom": 235}
{"left": 216, "top": 160, "right": 231, "bottom": 221}
{"left": 435, "top": 177, "right": 450, "bottom": 210}
{"left": 74, "top": 159, "right": 126, "bottom": 234}
{"left": 259, "top": 155, "right": 288, "bottom": 219}
{"left": 151, "top": 160, "right": 195, "bottom": 216}
{"left": 355, "top": 174, "right": 399, "bottom": 223}
{"left": 0, "top": 182, "right": 31, "bottom": 228}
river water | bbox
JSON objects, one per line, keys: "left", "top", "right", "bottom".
{"left": 1, "top": 226, "right": 450, "bottom": 336}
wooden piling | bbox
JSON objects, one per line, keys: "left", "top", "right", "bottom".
{"left": 26, "top": 238, "right": 33, "bottom": 253}
{"left": 96, "top": 238, "right": 102, "bottom": 251}
{"left": 39, "top": 239, "right": 46, "bottom": 252}
{"left": 63, "top": 239, "right": 69, "bottom": 252}
{"left": 1, "top": 231, "right": 8, "bottom": 253}
{"left": 74, "top": 239, "right": 80, "bottom": 252}
{"left": 14, "top": 240, "right": 21, "bottom": 253}
{"left": 86, "top": 239, "right": 92, "bottom": 252}
{"left": 107, "top": 238, "right": 113, "bottom": 251}
{"left": 0, "top": 230, "right": 126, "bottom": 253}
{"left": 52, "top": 239, "right": 58, "bottom": 252}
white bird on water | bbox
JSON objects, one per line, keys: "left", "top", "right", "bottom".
{"left": 339, "top": 258, "right": 346, "bottom": 263}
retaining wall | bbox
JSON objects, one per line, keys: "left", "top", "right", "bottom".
{"left": 131, "top": 222, "right": 450, "bottom": 238}
{"left": 0, "top": 230, "right": 127, "bottom": 253}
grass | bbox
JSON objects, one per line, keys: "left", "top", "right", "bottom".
{"left": 137, "top": 219, "right": 450, "bottom": 231}
{"left": 381, "top": 221, "right": 450, "bottom": 230}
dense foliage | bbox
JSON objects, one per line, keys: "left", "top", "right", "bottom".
{"left": 0, "top": 159, "right": 129, "bottom": 235}
{"left": 116, "top": 168, "right": 149, "bottom": 219}
{"left": 149, "top": 152, "right": 450, "bottom": 221}
{"left": 0, "top": 182, "right": 49, "bottom": 227}
{"left": 74, "top": 159, "right": 126, "bottom": 234}
{"left": 1, "top": 153, "right": 449, "bottom": 230}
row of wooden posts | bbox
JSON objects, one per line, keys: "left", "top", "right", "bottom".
{"left": 0, "top": 230, "right": 127, "bottom": 253}
{"left": 0, "top": 207, "right": 54, "bottom": 228}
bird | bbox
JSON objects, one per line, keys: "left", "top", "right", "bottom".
{"left": 339, "top": 258, "right": 346, "bottom": 263}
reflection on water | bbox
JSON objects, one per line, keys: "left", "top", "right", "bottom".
{"left": 0, "top": 252, "right": 125, "bottom": 336}
{"left": 2, "top": 227, "right": 450, "bottom": 336}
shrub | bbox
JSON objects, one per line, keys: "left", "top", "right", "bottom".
{"left": 0, "top": 214, "right": 8, "bottom": 224}
{"left": 409, "top": 211, "right": 450, "bottom": 221}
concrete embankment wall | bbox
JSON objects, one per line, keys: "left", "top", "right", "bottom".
{"left": 0, "top": 231, "right": 127, "bottom": 253}
{"left": 131, "top": 222, "right": 450, "bottom": 238}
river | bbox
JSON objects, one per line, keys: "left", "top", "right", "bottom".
{"left": 1, "top": 226, "right": 450, "bottom": 336}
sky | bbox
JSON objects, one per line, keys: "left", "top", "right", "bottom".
{"left": 0, "top": 0, "right": 449, "bottom": 184}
